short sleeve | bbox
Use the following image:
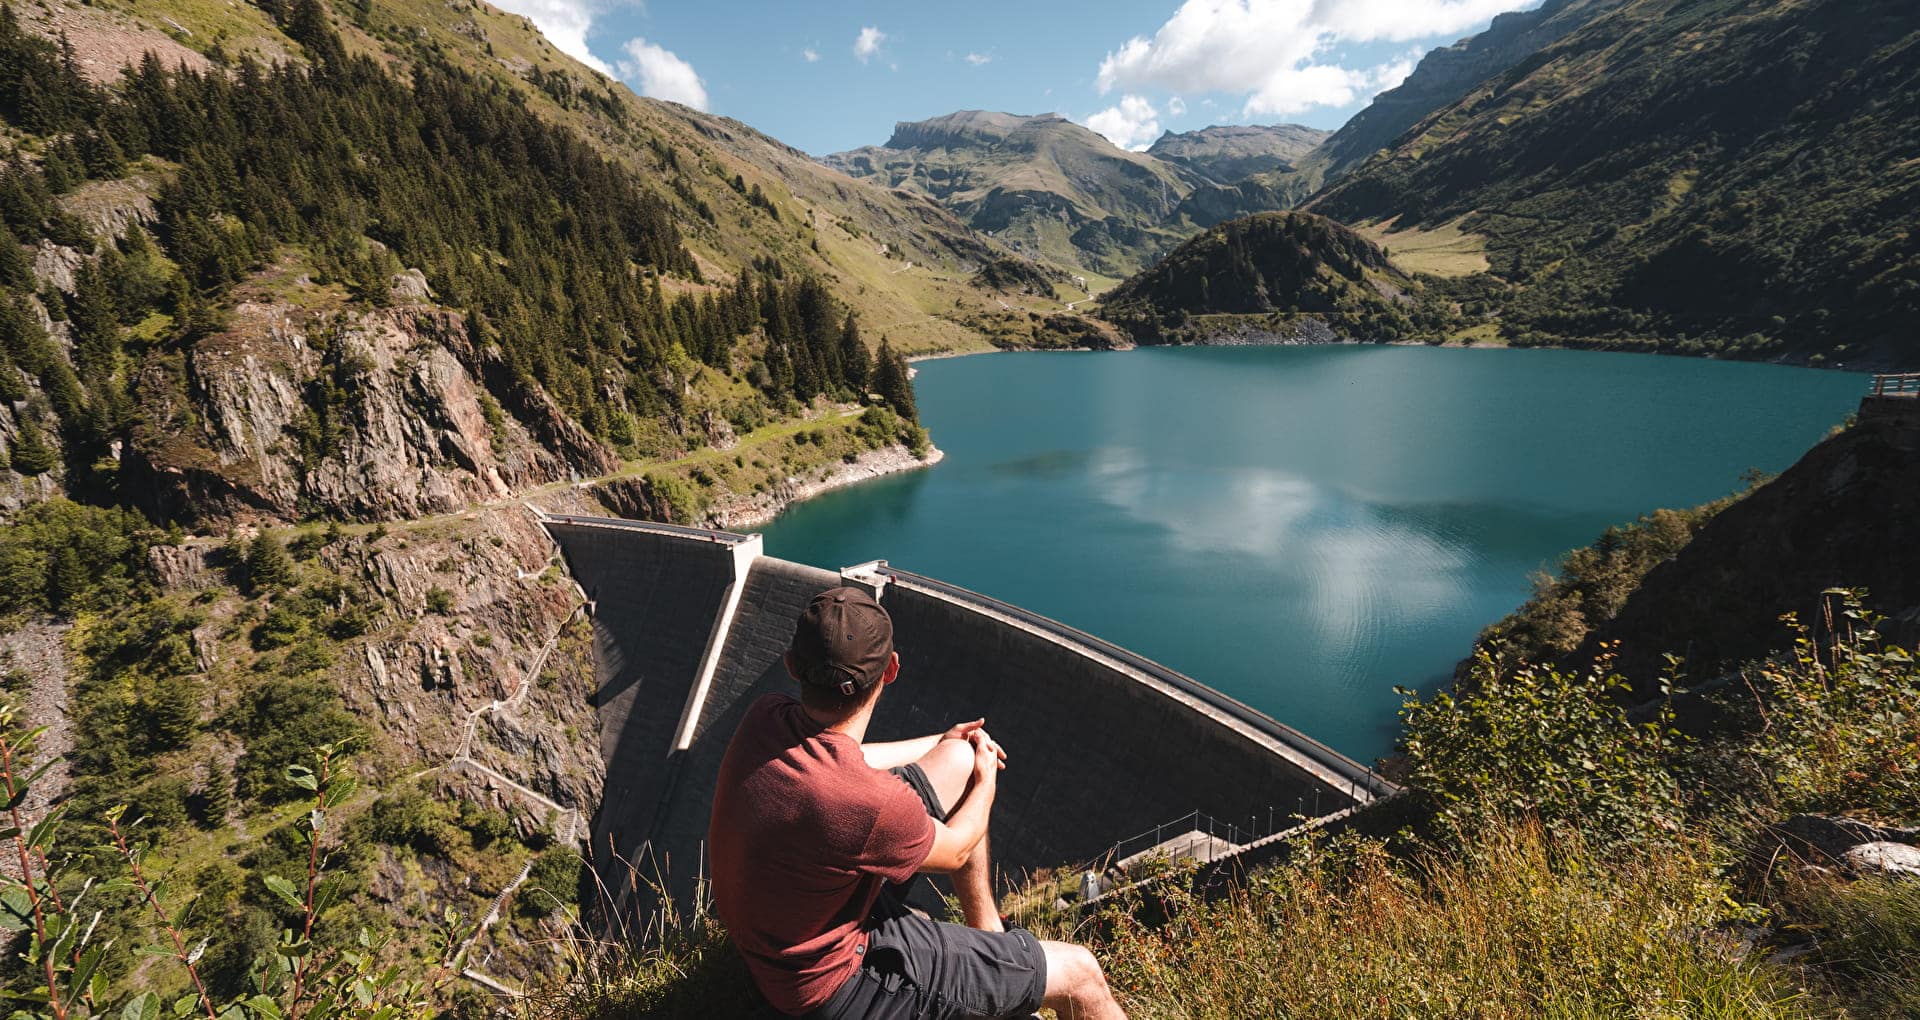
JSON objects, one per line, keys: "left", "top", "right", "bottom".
{"left": 857, "top": 777, "right": 935, "bottom": 883}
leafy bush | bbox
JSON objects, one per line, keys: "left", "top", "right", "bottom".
{"left": 0, "top": 709, "right": 461, "bottom": 1018}
{"left": 514, "top": 848, "right": 584, "bottom": 921}
{"left": 643, "top": 470, "right": 701, "bottom": 525}
{"left": 367, "top": 787, "right": 462, "bottom": 856}
{"left": 234, "top": 677, "right": 365, "bottom": 802}
{"left": 1739, "top": 591, "right": 1919, "bottom": 818}
{"left": 1398, "top": 652, "right": 1684, "bottom": 849}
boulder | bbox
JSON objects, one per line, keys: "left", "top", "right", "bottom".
{"left": 1842, "top": 841, "right": 1920, "bottom": 879}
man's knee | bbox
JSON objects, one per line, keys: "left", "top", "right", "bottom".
{"left": 915, "top": 738, "right": 974, "bottom": 815}
{"left": 1041, "top": 941, "right": 1111, "bottom": 1005}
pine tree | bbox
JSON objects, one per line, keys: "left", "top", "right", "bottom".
{"left": 0, "top": 223, "right": 27, "bottom": 289}
{"left": 837, "top": 311, "right": 869, "bottom": 393}
{"left": 46, "top": 544, "right": 85, "bottom": 610}
{"left": 872, "top": 339, "right": 917, "bottom": 423}
{"left": 11, "top": 418, "right": 56, "bottom": 475}
{"left": 145, "top": 672, "right": 201, "bottom": 750}
{"left": 245, "top": 532, "right": 296, "bottom": 593}
{"left": 198, "top": 759, "right": 233, "bottom": 829}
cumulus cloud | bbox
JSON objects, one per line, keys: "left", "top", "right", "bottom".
{"left": 1097, "top": 0, "right": 1535, "bottom": 117}
{"left": 1084, "top": 94, "right": 1163, "bottom": 151}
{"left": 965, "top": 52, "right": 992, "bottom": 65}
{"left": 619, "top": 37, "right": 708, "bottom": 110}
{"left": 488, "top": 0, "right": 617, "bottom": 76}
{"left": 1166, "top": 95, "right": 1188, "bottom": 116}
{"left": 802, "top": 47, "right": 820, "bottom": 62}
{"left": 854, "top": 25, "right": 887, "bottom": 63}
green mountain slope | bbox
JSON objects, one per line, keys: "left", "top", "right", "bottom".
{"left": 1309, "top": 0, "right": 1920, "bottom": 365}
{"left": 822, "top": 110, "right": 1198, "bottom": 281}
{"left": 1097, "top": 211, "right": 1447, "bottom": 343}
{"left": 1313, "top": 0, "right": 1626, "bottom": 180}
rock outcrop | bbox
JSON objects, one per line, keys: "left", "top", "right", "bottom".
{"left": 124, "top": 301, "right": 604, "bottom": 526}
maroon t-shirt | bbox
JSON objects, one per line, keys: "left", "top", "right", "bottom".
{"left": 709, "top": 694, "right": 936, "bottom": 1016}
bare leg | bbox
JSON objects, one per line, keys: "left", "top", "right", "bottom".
{"left": 912, "top": 740, "right": 1003, "bottom": 931}
{"left": 1040, "top": 941, "right": 1126, "bottom": 1020}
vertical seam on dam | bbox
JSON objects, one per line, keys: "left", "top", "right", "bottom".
{"left": 672, "top": 536, "right": 764, "bottom": 752}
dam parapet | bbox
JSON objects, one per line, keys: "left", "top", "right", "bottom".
{"left": 537, "top": 510, "right": 1394, "bottom": 907}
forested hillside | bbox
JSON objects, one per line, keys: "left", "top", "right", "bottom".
{"left": 1097, "top": 211, "right": 1462, "bottom": 344}
{"left": 1310, "top": 0, "right": 1920, "bottom": 365}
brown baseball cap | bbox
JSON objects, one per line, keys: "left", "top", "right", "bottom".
{"left": 790, "top": 587, "right": 893, "bottom": 697}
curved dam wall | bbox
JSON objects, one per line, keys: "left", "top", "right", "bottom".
{"left": 542, "top": 512, "right": 1391, "bottom": 906}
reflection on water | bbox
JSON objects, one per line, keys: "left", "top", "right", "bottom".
{"left": 759, "top": 346, "right": 1866, "bottom": 760}
{"left": 1084, "top": 448, "right": 1474, "bottom": 692}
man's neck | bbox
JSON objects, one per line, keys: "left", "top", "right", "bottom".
{"left": 804, "top": 701, "right": 875, "bottom": 743}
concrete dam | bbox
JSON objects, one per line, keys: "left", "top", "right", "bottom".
{"left": 541, "top": 511, "right": 1394, "bottom": 906}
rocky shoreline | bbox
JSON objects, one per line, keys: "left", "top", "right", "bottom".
{"left": 705, "top": 442, "right": 944, "bottom": 531}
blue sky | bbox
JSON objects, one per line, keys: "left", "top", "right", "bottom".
{"left": 493, "top": 0, "right": 1544, "bottom": 155}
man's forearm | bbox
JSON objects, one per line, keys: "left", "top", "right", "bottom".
{"left": 860, "top": 732, "right": 943, "bottom": 770}
{"left": 942, "top": 772, "right": 994, "bottom": 858}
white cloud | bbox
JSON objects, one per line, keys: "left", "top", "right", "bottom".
{"left": 619, "top": 37, "right": 708, "bottom": 110}
{"left": 965, "top": 51, "right": 992, "bottom": 65}
{"left": 487, "top": 0, "right": 616, "bottom": 76}
{"left": 1370, "top": 48, "right": 1421, "bottom": 92}
{"left": 854, "top": 25, "right": 886, "bottom": 63}
{"left": 1166, "top": 95, "right": 1187, "bottom": 116}
{"left": 1084, "top": 94, "right": 1163, "bottom": 151}
{"left": 1096, "top": 0, "right": 1535, "bottom": 118}
{"left": 802, "top": 47, "right": 820, "bottom": 62}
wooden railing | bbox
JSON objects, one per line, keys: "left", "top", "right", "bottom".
{"left": 1871, "top": 373, "right": 1920, "bottom": 397}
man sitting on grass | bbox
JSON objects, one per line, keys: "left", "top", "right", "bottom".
{"left": 709, "top": 586, "right": 1126, "bottom": 1020}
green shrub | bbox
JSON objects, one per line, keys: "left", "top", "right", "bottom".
{"left": 367, "top": 787, "right": 462, "bottom": 856}
{"left": 1742, "top": 591, "right": 1919, "bottom": 817}
{"left": 234, "top": 677, "right": 364, "bottom": 802}
{"left": 514, "top": 847, "right": 584, "bottom": 921}
{"left": 252, "top": 602, "right": 307, "bottom": 649}
{"left": 643, "top": 470, "right": 701, "bottom": 525}
{"left": 425, "top": 585, "right": 455, "bottom": 615}
{"left": 1398, "top": 653, "right": 1684, "bottom": 849}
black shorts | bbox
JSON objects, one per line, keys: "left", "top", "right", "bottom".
{"left": 801, "top": 764, "right": 1047, "bottom": 1020}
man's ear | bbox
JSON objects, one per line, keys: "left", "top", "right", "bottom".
{"left": 880, "top": 651, "right": 900, "bottom": 686}
{"left": 783, "top": 651, "right": 800, "bottom": 682}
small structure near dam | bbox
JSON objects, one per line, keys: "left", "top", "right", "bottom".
{"left": 540, "top": 511, "right": 1395, "bottom": 909}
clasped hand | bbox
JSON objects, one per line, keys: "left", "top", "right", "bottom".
{"left": 941, "top": 718, "right": 1006, "bottom": 774}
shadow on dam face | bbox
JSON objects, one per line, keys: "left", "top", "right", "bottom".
{"left": 541, "top": 512, "right": 1393, "bottom": 912}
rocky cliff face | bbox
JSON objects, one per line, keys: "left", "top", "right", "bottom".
{"left": 125, "top": 298, "right": 608, "bottom": 527}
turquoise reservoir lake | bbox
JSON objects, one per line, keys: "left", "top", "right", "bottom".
{"left": 758, "top": 346, "right": 1866, "bottom": 762}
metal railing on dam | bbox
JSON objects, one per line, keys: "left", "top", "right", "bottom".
{"left": 1871, "top": 373, "right": 1920, "bottom": 398}
{"left": 537, "top": 510, "right": 1397, "bottom": 909}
